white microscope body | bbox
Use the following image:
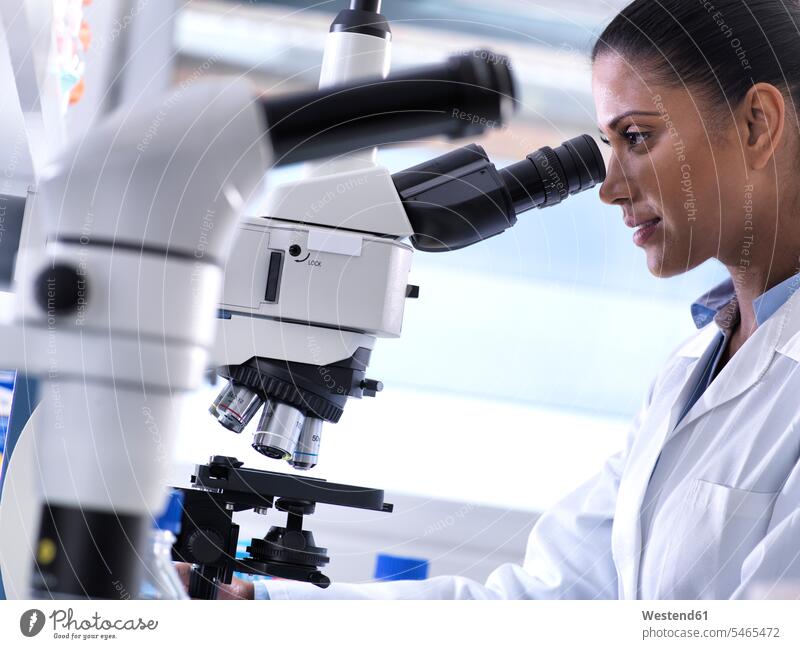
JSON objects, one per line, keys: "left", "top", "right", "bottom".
{"left": 213, "top": 2, "right": 416, "bottom": 471}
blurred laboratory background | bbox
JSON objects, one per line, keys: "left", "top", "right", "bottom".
{"left": 0, "top": 0, "right": 727, "bottom": 589}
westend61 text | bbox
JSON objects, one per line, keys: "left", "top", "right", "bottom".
{"left": 642, "top": 610, "right": 708, "bottom": 621}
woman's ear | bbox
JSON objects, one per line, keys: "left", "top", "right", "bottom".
{"left": 741, "top": 82, "right": 786, "bottom": 170}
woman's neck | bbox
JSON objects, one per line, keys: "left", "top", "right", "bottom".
{"left": 725, "top": 256, "right": 800, "bottom": 337}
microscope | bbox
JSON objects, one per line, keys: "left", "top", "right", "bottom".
{"left": 1, "top": 0, "right": 534, "bottom": 599}
{"left": 173, "top": 1, "right": 606, "bottom": 598}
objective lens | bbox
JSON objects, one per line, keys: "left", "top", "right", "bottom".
{"left": 212, "top": 382, "right": 264, "bottom": 433}
{"left": 209, "top": 381, "right": 236, "bottom": 418}
{"left": 252, "top": 401, "right": 305, "bottom": 460}
{"left": 289, "top": 417, "right": 323, "bottom": 470}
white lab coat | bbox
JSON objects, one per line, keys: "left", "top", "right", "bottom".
{"left": 258, "top": 289, "right": 800, "bottom": 600}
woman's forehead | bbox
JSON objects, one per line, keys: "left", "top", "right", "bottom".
{"left": 592, "top": 54, "right": 668, "bottom": 127}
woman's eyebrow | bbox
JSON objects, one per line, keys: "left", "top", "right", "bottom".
{"left": 601, "top": 110, "right": 661, "bottom": 131}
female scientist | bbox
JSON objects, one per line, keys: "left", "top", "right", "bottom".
{"left": 187, "top": 0, "right": 800, "bottom": 600}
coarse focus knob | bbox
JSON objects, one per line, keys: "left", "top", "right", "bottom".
{"left": 34, "top": 264, "right": 87, "bottom": 315}
{"left": 186, "top": 529, "right": 225, "bottom": 564}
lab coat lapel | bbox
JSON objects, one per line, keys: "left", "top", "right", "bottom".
{"left": 672, "top": 291, "right": 797, "bottom": 434}
{"left": 776, "top": 291, "right": 800, "bottom": 360}
{"left": 614, "top": 325, "right": 717, "bottom": 599}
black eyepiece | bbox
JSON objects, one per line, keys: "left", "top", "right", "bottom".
{"left": 393, "top": 135, "right": 606, "bottom": 253}
{"left": 500, "top": 134, "right": 606, "bottom": 213}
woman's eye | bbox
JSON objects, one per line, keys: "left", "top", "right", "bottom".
{"left": 623, "top": 130, "right": 650, "bottom": 148}
{"left": 597, "top": 130, "right": 650, "bottom": 148}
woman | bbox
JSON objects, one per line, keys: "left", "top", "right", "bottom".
{"left": 185, "top": 0, "right": 800, "bottom": 600}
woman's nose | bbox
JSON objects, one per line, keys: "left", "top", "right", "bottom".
{"left": 598, "top": 152, "right": 630, "bottom": 206}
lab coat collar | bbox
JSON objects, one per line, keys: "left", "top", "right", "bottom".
{"left": 690, "top": 278, "right": 735, "bottom": 328}
{"left": 755, "top": 272, "right": 800, "bottom": 325}
{"left": 690, "top": 271, "right": 800, "bottom": 329}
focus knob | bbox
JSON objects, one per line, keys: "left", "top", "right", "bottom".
{"left": 360, "top": 378, "right": 383, "bottom": 397}
{"left": 34, "top": 264, "right": 86, "bottom": 316}
{"left": 186, "top": 529, "right": 224, "bottom": 564}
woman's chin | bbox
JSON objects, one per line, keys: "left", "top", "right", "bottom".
{"left": 645, "top": 251, "right": 685, "bottom": 279}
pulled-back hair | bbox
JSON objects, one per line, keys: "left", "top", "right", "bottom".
{"left": 592, "top": 0, "right": 800, "bottom": 119}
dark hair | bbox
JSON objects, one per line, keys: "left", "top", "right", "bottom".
{"left": 592, "top": 0, "right": 800, "bottom": 118}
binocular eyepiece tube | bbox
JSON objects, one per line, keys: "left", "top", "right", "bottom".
{"left": 393, "top": 134, "right": 607, "bottom": 253}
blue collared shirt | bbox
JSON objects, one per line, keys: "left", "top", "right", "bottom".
{"left": 680, "top": 272, "right": 800, "bottom": 422}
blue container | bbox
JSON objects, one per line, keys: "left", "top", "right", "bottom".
{"left": 0, "top": 371, "right": 15, "bottom": 461}
{"left": 153, "top": 490, "right": 184, "bottom": 534}
{"left": 374, "top": 554, "right": 429, "bottom": 581}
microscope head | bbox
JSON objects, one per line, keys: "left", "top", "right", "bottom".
{"left": 209, "top": 135, "right": 607, "bottom": 472}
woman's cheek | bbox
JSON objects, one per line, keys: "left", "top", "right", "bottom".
{"left": 649, "top": 145, "right": 683, "bottom": 191}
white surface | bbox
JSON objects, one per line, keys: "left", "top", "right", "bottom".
{"left": 0, "top": 8, "right": 38, "bottom": 185}
{"left": 217, "top": 217, "right": 413, "bottom": 360}
{"left": 0, "top": 404, "right": 41, "bottom": 599}
{"left": 307, "top": 229, "right": 363, "bottom": 257}
{"left": 16, "top": 246, "right": 222, "bottom": 348}
{"left": 37, "top": 78, "right": 269, "bottom": 254}
{"left": 212, "top": 314, "right": 376, "bottom": 368}
{"left": 0, "top": 291, "right": 14, "bottom": 323}
{"left": 307, "top": 28, "right": 390, "bottom": 174}
{"left": 265, "top": 166, "right": 415, "bottom": 237}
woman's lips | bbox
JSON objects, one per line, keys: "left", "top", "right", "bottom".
{"left": 632, "top": 217, "right": 662, "bottom": 246}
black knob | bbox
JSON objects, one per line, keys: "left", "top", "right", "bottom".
{"left": 309, "top": 572, "right": 331, "bottom": 588}
{"left": 361, "top": 378, "right": 383, "bottom": 397}
{"left": 405, "top": 285, "right": 420, "bottom": 299}
{"left": 209, "top": 455, "right": 243, "bottom": 468}
{"left": 350, "top": 0, "right": 380, "bottom": 12}
{"left": 186, "top": 529, "right": 224, "bottom": 564}
{"left": 275, "top": 498, "right": 316, "bottom": 516}
{"left": 282, "top": 530, "right": 307, "bottom": 551}
{"left": 34, "top": 264, "right": 86, "bottom": 315}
